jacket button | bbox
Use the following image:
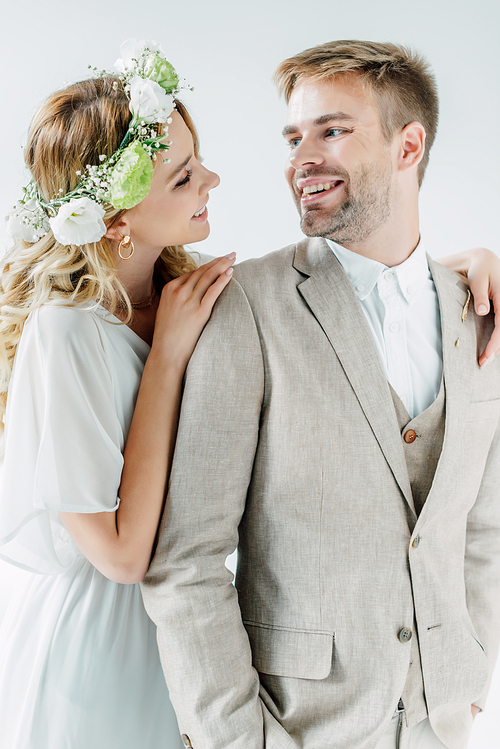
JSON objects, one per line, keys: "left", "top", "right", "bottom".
{"left": 412, "top": 535, "right": 421, "bottom": 548}
{"left": 181, "top": 736, "right": 193, "bottom": 748}
{"left": 404, "top": 430, "right": 417, "bottom": 443}
{"left": 398, "top": 627, "right": 413, "bottom": 643}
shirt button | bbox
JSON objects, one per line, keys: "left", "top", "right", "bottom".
{"left": 407, "top": 286, "right": 414, "bottom": 295}
{"left": 398, "top": 627, "right": 413, "bottom": 643}
{"left": 181, "top": 736, "right": 193, "bottom": 748}
{"left": 412, "top": 535, "right": 421, "bottom": 548}
{"left": 404, "top": 430, "right": 417, "bottom": 443}
{"left": 384, "top": 272, "right": 395, "bottom": 281}
{"left": 356, "top": 284, "right": 365, "bottom": 292}
{"left": 389, "top": 322, "right": 399, "bottom": 333}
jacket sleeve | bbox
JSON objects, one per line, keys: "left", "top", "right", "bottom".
{"left": 465, "top": 405, "right": 500, "bottom": 710}
{"left": 141, "top": 279, "right": 294, "bottom": 748}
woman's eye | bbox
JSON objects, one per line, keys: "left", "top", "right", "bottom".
{"left": 175, "top": 168, "right": 193, "bottom": 188}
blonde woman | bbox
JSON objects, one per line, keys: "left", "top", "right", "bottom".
{"left": 0, "top": 42, "right": 232, "bottom": 748}
{"left": 0, "top": 40, "right": 499, "bottom": 749}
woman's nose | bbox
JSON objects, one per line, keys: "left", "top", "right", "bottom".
{"left": 201, "top": 165, "right": 220, "bottom": 192}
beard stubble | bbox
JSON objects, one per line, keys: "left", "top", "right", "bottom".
{"left": 297, "top": 158, "right": 394, "bottom": 246}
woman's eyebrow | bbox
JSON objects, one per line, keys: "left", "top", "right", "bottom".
{"left": 167, "top": 154, "right": 192, "bottom": 183}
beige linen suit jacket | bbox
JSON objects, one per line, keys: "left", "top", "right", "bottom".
{"left": 142, "top": 238, "right": 500, "bottom": 749}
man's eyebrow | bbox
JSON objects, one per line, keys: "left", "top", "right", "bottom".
{"left": 282, "top": 112, "right": 355, "bottom": 137}
{"left": 167, "top": 154, "right": 192, "bottom": 183}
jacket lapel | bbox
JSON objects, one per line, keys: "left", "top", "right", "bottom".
{"left": 417, "top": 258, "right": 476, "bottom": 522}
{"left": 293, "top": 238, "right": 415, "bottom": 514}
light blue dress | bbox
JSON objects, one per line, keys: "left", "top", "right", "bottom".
{"left": 0, "top": 305, "right": 183, "bottom": 748}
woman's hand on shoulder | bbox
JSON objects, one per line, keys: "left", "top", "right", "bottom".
{"left": 439, "top": 247, "right": 500, "bottom": 366}
{"left": 465, "top": 249, "right": 500, "bottom": 366}
{"left": 151, "top": 253, "right": 236, "bottom": 368}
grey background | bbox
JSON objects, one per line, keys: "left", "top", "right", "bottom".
{"left": 1, "top": 0, "right": 499, "bottom": 745}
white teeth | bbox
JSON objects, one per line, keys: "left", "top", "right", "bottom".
{"left": 193, "top": 206, "right": 205, "bottom": 217}
{"left": 302, "top": 182, "right": 332, "bottom": 195}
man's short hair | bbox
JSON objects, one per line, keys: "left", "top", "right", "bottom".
{"left": 274, "top": 40, "right": 439, "bottom": 185}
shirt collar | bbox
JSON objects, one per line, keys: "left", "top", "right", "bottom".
{"left": 325, "top": 237, "right": 430, "bottom": 304}
{"left": 391, "top": 239, "right": 429, "bottom": 304}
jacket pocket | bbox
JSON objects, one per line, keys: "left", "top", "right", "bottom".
{"left": 243, "top": 621, "right": 334, "bottom": 680}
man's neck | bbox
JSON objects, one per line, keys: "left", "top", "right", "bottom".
{"left": 326, "top": 208, "right": 420, "bottom": 268}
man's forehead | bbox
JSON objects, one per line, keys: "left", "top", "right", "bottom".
{"left": 285, "top": 74, "right": 376, "bottom": 127}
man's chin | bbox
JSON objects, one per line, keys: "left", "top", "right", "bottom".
{"left": 300, "top": 214, "right": 332, "bottom": 238}
{"left": 300, "top": 217, "right": 356, "bottom": 246}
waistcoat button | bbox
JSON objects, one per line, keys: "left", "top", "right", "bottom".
{"left": 404, "top": 429, "right": 417, "bottom": 443}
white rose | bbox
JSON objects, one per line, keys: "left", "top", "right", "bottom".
{"left": 6, "top": 209, "right": 40, "bottom": 243}
{"left": 6, "top": 204, "right": 49, "bottom": 243}
{"left": 115, "top": 38, "right": 161, "bottom": 73}
{"left": 128, "top": 77, "right": 174, "bottom": 124}
{"left": 49, "top": 198, "right": 106, "bottom": 245}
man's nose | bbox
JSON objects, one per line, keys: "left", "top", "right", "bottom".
{"left": 289, "top": 137, "right": 324, "bottom": 170}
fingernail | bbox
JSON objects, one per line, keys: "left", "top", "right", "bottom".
{"left": 225, "top": 252, "right": 236, "bottom": 259}
{"left": 477, "top": 304, "right": 488, "bottom": 314}
{"left": 225, "top": 267, "right": 233, "bottom": 276}
{"left": 481, "top": 353, "right": 495, "bottom": 367}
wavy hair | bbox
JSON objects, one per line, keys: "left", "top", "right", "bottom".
{"left": 0, "top": 78, "right": 198, "bottom": 430}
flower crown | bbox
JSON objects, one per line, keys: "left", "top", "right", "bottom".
{"left": 7, "top": 39, "right": 187, "bottom": 247}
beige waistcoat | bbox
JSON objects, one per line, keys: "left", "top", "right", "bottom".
{"left": 391, "top": 381, "right": 446, "bottom": 726}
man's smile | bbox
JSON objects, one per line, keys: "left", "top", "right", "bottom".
{"left": 296, "top": 178, "right": 345, "bottom": 205}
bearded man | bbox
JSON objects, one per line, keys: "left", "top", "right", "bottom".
{"left": 142, "top": 41, "right": 500, "bottom": 749}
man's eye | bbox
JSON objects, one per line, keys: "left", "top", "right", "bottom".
{"left": 326, "top": 128, "right": 345, "bottom": 137}
{"left": 288, "top": 138, "right": 301, "bottom": 149}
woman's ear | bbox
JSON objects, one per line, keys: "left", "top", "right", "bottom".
{"left": 105, "top": 215, "right": 130, "bottom": 242}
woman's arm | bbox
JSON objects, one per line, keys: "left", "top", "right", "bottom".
{"left": 438, "top": 248, "right": 500, "bottom": 366}
{"left": 60, "top": 254, "right": 235, "bottom": 584}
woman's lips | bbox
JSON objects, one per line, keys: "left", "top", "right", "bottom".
{"left": 191, "top": 206, "right": 208, "bottom": 221}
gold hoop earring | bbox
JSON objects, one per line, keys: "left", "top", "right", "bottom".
{"left": 118, "top": 236, "right": 134, "bottom": 260}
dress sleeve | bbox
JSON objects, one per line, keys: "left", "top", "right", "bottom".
{"left": 0, "top": 306, "right": 124, "bottom": 574}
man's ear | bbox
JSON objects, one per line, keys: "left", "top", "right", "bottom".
{"left": 105, "top": 214, "right": 130, "bottom": 242}
{"left": 398, "top": 122, "right": 426, "bottom": 172}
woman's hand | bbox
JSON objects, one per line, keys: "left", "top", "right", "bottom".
{"left": 438, "top": 248, "right": 500, "bottom": 366}
{"left": 151, "top": 253, "right": 235, "bottom": 368}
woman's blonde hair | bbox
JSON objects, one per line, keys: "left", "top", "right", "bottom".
{"left": 0, "top": 77, "right": 198, "bottom": 430}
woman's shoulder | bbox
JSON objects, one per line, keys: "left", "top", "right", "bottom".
{"left": 24, "top": 305, "right": 107, "bottom": 355}
{"left": 29, "top": 304, "right": 103, "bottom": 333}
{"left": 13, "top": 304, "right": 116, "bottom": 397}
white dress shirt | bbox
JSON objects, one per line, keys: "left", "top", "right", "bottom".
{"left": 325, "top": 239, "right": 443, "bottom": 418}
